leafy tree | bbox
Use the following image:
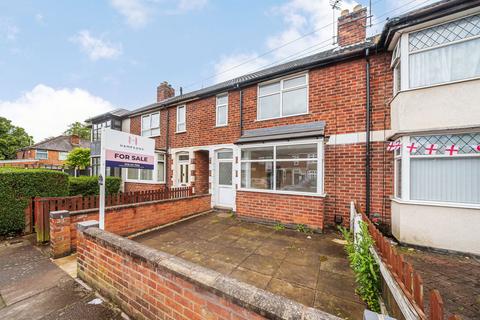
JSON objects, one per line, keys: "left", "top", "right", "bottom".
{"left": 65, "top": 148, "right": 90, "bottom": 176}
{"left": 64, "top": 122, "right": 90, "bottom": 140}
{"left": 0, "top": 117, "right": 33, "bottom": 160}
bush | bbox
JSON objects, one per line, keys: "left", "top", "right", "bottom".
{"left": 68, "top": 176, "right": 121, "bottom": 196}
{"left": 0, "top": 168, "right": 69, "bottom": 235}
{"left": 340, "top": 222, "right": 380, "bottom": 312}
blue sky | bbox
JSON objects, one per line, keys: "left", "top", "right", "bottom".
{"left": 0, "top": 0, "right": 435, "bottom": 141}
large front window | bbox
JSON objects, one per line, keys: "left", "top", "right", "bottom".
{"left": 395, "top": 133, "right": 480, "bottom": 205}
{"left": 127, "top": 152, "right": 165, "bottom": 183}
{"left": 36, "top": 149, "right": 48, "bottom": 160}
{"left": 394, "top": 13, "right": 480, "bottom": 92}
{"left": 257, "top": 74, "right": 308, "bottom": 120}
{"left": 240, "top": 141, "right": 322, "bottom": 194}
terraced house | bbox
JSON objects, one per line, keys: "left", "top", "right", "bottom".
{"left": 87, "top": 0, "right": 480, "bottom": 255}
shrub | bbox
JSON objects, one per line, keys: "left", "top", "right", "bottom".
{"left": 340, "top": 222, "right": 380, "bottom": 312}
{"left": 0, "top": 168, "right": 69, "bottom": 235}
{"left": 68, "top": 176, "right": 121, "bottom": 196}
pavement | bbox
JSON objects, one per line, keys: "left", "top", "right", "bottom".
{"left": 134, "top": 212, "right": 366, "bottom": 320}
{"left": 0, "top": 235, "right": 124, "bottom": 320}
{"left": 401, "top": 246, "right": 480, "bottom": 320}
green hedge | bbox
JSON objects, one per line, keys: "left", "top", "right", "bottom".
{"left": 0, "top": 168, "right": 69, "bottom": 235}
{"left": 68, "top": 176, "right": 121, "bottom": 196}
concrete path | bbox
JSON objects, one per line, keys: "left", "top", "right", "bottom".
{"left": 0, "top": 236, "right": 123, "bottom": 320}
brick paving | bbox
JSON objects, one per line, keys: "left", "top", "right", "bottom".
{"left": 401, "top": 247, "right": 480, "bottom": 320}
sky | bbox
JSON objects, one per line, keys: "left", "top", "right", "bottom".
{"left": 0, "top": 0, "right": 438, "bottom": 142}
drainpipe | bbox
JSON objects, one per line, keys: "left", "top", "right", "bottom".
{"left": 365, "top": 48, "right": 371, "bottom": 217}
{"left": 165, "top": 108, "right": 170, "bottom": 188}
{"left": 238, "top": 84, "right": 243, "bottom": 136}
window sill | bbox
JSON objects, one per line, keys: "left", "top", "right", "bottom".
{"left": 175, "top": 131, "right": 187, "bottom": 134}
{"left": 125, "top": 180, "right": 165, "bottom": 185}
{"left": 391, "top": 197, "right": 480, "bottom": 210}
{"left": 142, "top": 134, "right": 161, "bottom": 138}
{"left": 255, "top": 112, "right": 309, "bottom": 122}
{"left": 238, "top": 188, "right": 325, "bottom": 197}
{"left": 215, "top": 124, "right": 228, "bottom": 128}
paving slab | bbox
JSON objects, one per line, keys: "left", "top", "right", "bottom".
{"left": 134, "top": 212, "right": 366, "bottom": 319}
{"left": 0, "top": 237, "right": 123, "bottom": 320}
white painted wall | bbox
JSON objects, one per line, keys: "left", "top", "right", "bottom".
{"left": 391, "top": 79, "right": 480, "bottom": 135}
{"left": 391, "top": 200, "right": 480, "bottom": 255}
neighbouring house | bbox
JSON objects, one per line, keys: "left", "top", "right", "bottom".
{"left": 87, "top": 0, "right": 480, "bottom": 255}
{"left": 85, "top": 108, "right": 131, "bottom": 178}
{"left": 1, "top": 134, "right": 91, "bottom": 173}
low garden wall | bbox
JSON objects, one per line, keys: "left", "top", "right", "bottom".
{"left": 50, "top": 194, "right": 211, "bottom": 258}
{"left": 236, "top": 191, "right": 325, "bottom": 231}
{"left": 76, "top": 223, "right": 340, "bottom": 320}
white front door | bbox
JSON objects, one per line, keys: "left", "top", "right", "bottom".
{"left": 177, "top": 153, "right": 190, "bottom": 186}
{"left": 215, "top": 150, "right": 234, "bottom": 208}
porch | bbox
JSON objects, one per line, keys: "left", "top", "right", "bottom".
{"left": 133, "top": 211, "right": 365, "bottom": 319}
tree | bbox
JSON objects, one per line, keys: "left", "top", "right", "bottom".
{"left": 65, "top": 148, "right": 90, "bottom": 177}
{"left": 64, "top": 122, "right": 90, "bottom": 140}
{"left": 0, "top": 117, "right": 33, "bottom": 160}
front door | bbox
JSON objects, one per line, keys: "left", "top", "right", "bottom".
{"left": 177, "top": 153, "right": 190, "bottom": 186}
{"left": 215, "top": 150, "right": 234, "bottom": 208}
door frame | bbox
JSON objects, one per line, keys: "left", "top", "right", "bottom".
{"left": 175, "top": 151, "right": 190, "bottom": 187}
{"left": 214, "top": 148, "right": 235, "bottom": 209}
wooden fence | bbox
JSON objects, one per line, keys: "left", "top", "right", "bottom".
{"left": 359, "top": 208, "right": 460, "bottom": 320}
{"left": 34, "top": 186, "right": 193, "bottom": 242}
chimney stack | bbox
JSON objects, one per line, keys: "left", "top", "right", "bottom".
{"left": 157, "top": 81, "right": 175, "bottom": 102}
{"left": 337, "top": 5, "right": 367, "bottom": 47}
{"left": 70, "top": 134, "right": 80, "bottom": 146}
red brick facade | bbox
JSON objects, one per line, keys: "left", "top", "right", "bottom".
{"left": 124, "top": 182, "right": 165, "bottom": 193}
{"left": 125, "top": 12, "right": 393, "bottom": 231}
{"left": 236, "top": 191, "right": 325, "bottom": 230}
{"left": 49, "top": 195, "right": 211, "bottom": 257}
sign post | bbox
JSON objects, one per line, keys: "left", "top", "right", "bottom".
{"left": 98, "top": 128, "right": 155, "bottom": 230}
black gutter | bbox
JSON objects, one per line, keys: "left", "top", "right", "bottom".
{"left": 379, "top": 0, "right": 480, "bottom": 48}
{"left": 365, "top": 48, "right": 371, "bottom": 217}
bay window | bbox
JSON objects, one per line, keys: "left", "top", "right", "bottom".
{"left": 394, "top": 133, "right": 480, "bottom": 205}
{"left": 127, "top": 152, "right": 165, "bottom": 183}
{"left": 393, "top": 13, "right": 480, "bottom": 92}
{"left": 141, "top": 112, "right": 160, "bottom": 137}
{"left": 257, "top": 74, "right": 308, "bottom": 120}
{"left": 240, "top": 141, "right": 322, "bottom": 195}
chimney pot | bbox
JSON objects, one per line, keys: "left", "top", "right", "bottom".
{"left": 341, "top": 9, "right": 349, "bottom": 16}
{"left": 353, "top": 4, "right": 362, "bottom": 12}
{"left": 70, "top": 134, "right": 80, "bottom": 146}
{"left": 157, "top": 81, "right": 175, "bottom": 102}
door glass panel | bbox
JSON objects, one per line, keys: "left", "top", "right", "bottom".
{"left": 219, "top": 162, "right": 232, "bottom": 186}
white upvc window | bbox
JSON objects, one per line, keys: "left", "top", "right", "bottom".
{"left": 36, "top": 149, "right": 48, "bottom": 160}
{"left": 127, "top": 152, "right": 166, "bottom": 183}
{"left": 239, "top": 140, "right": 323, "bottom": 195}
{"left": 216, "top": 93, "right": 228, "bottom": 127}
{"left": 141, "top": 112, "right": 160, "bottom": 137}
{"left": 176, "top": 105, "right": 186, "bottom": 132}
{"left": 59, "top": 152, "right": 69, "bottom": 161}
{"left": 394, "top": 13, "right": 480, "bottom": 93}
{"left": 394, "top": 133, "right": 480, "bottom": 206}
{"left": 257, "top": 73, "right": 308, "bottom": 121}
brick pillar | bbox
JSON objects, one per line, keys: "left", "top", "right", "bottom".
{"left": 76, "top": 220, "right": 99, "bottom": 280}
{"left": 50, "top": 210, "right": 72, "bottom": 258}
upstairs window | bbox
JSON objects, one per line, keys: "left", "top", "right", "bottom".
{"left": 141, "top": 112, "right": 160, "bottom": 137}
{"left": 257, "top": 74, "right": 308, "bottom": 120}
{"left": 176, "top": 105, "right": 186, "bottom": 132}
{"left": 408, "top": 14, "right": 480, "bottom": 89}
{"left": 36, "top": 149, "right": 48, "bottom": 160}
{"left": 216, "top": 94, "right": 228, "bottom": 127}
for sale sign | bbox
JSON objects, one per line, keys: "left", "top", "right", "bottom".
{"left": 103, "top": 129, "right": 155, "bottom": 169}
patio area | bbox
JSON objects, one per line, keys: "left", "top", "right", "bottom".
{"left": 133, "top": 212, "right": 365, "bottom": 319}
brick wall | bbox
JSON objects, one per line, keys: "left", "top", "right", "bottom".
{"left": 77, "top": 226, "right": 339, "bottom": 320}
{"left": 124, "top": 182, "right": 165, "bottom": 193}
{"left": 236, "top": 191, "right": 325, "bottom": 231}
{"left": 193, "top": 150, "right": 209, "bottom": 194}
{"left": 50, "top": 194, "right": 211, "bottom": 258}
